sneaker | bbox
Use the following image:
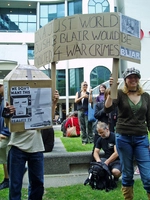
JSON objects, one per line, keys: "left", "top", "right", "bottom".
{"left": 0, "top": 179, "right": 9, "bottom": 190}
{"left": 134, "top": 167, "right": 140, "bottom": 175}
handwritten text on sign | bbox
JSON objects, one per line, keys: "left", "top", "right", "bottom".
{"left": 34, "top": 13, "right": 141, "bottom": 67}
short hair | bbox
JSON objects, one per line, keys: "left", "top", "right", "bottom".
{"left": 96, "top": 121, "right": 108, "bottom": 131}
{"left": 81, "top": 81, "right": 88, "bottom": 90}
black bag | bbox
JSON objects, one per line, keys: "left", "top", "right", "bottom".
{"left": 84, "top": 162, "right": 117, "bottom": 192}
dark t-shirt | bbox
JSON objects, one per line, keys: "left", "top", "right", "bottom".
{"left": 95, "top": 132, "right": 117, "bottom": 159}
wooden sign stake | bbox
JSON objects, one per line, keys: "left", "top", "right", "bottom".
{"left": 110, "top": 58, "right": 119, "bottom": 99}
{"left": 51, "top": 62, "right": 56, "bottom": 119}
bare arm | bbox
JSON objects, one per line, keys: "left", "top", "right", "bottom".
{"left": 105, "top": 94, "right": 113, "bottom": 108}
{"left": 89, "top": 88, "right": 93, "bottom": 103}
{"left": 75, "top": 92, "right": 89, "bottom": 103}
{"left": 93, "top": 148, "right": 101, "bottom": 162}
{"left": 104, "top": 145, "right": 119, "bottom": 165}
{"left": 105, "top": 77, "right": 113, "bottom": 108}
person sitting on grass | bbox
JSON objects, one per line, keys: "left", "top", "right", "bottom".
{"left": 65, "top": 111, "right": 80, "bottom": 137}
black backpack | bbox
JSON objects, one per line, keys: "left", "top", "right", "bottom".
{"left": 84, "top": 162, "right": 117, "bottom": 192}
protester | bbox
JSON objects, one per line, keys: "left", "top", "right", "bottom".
{"left": 93, "top": 121, "right": 121, "bottom": 182}
{"left": 8, "top": 90, "right": 59, "bottom": 200}
{"left": 96, "top": 84, "right": 107, "bottom": 103}
{"left": 65, "top": 111, "right": 80, "bottom": 136}
{"left": 75, "top": 81, "right": 93, "bottom": 145}
{"left": 0, "top": 80, "right": 11, "bottom": 190}
{"left": 105, "top": 67, "right": 150, "bottom": 199}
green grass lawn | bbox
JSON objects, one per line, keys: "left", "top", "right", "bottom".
{"left": 0, "top": 165, "right": 148, "bottom": 200}
{"left": 55, "top": 130, "right": 93, "bottom": 152}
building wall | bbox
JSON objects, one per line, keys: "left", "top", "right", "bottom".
{"left": 0, "top": 44, "right": 28, "bottom": 65}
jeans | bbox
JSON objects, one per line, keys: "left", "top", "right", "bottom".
{"left": 116, "top": 133, "right": 150, "bottom": 193}
{"left": 78, "top": 110, "right": 93, "bottom": 143}
{"left": 8, "top": 146, "right": 44, "bottom": 200}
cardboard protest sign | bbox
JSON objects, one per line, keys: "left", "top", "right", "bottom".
{"left": 34, "top": 12, "right": 141, "bottom": 68}
{"left": 120, "top": 14, "right": 141, "bottom": 62}
{"left": 3, "top": 64, "right": 52, "bottom": 132}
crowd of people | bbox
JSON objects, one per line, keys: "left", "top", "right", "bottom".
{"left": 1, "top": 67, "right": 150, "bottom": 200}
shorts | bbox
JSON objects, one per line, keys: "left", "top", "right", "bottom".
{"left": 101, "top": 158, "right": 122, "bottom": 172}
{"left": 109, "top": 160, "right": 122, "bottom": 172}
{"left": 0, "top": 137, "right": 10, "bottom": 164}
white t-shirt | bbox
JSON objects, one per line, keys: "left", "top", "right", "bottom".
{"left": 8, "top": 130, "right": 45, "bottom": 153}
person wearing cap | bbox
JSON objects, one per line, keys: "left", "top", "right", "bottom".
{"left": 0, "top": 79, "right": 11, "bottom": 190}
{"left": 104, "top": 67, "right": 150, "bottom": 199}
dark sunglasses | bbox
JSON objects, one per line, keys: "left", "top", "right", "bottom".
{"left": 83, "top": 84, "right": 88, "bottom": 86}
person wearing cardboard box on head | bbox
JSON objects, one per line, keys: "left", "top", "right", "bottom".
{"left": 7, "top": 90, "right": 59, "bottom": 200}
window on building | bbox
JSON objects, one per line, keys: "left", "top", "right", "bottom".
{"left": 88, "top": 0, "right": 110, "bottom": 14}
{"left": 56, "top": 69, "right": 66, "bottom": 96}
{"left": 40, "top": 3, "right": 65, "bottom": 27}
{"left": 69, "top": 68, "right": 83, "bottom": 96}
{"left": 28, "top": 46, "right": 34, "bottom": 60}
{"left": 41, "top": 67, "right": 83, "bottom": 96}
{"left": 0, "top": 70, "right": 11, "bottom": 79}
{"left": 0, "top": 8, "right": 36, "bottom": 32}
{"left": 90, "top": 66, "right": 111, "bottom": 88}
{"left": 68, "top": 0, "right": 82, "bottom": 16}
{"left": 41, "top": 69, "right": 66, "bottom": 96}
{"left": 41, "top": 69, "right": 50, "bottom": 77}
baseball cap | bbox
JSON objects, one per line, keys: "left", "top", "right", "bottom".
{"left": 0, "top": 79, "right": 3, "bottom": 86}
{"left": 122, "top": 67, "right": 141, "bottom": 79}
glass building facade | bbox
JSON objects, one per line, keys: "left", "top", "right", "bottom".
{"left": 40, "top": 0, "right": 82, "bottom": 27}
{"left": 0, "top": 8, "right": 36, "bottom": 32}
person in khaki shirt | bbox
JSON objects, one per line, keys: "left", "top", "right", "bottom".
{"left": 8, "top": 90, "right": 59, "bottom": 200}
